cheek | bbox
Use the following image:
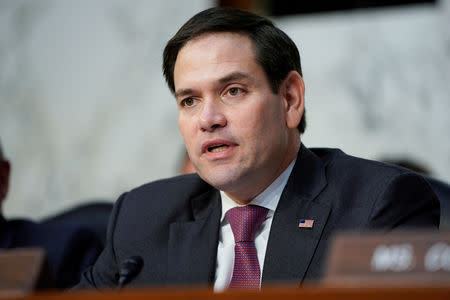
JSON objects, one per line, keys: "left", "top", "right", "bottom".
{"left": 247, "top": 103, "right": 285, "bottom": 148}
{"left": 235, "top": 101, "right": 266, "bottom": 129}
{"left": 248, "top": 101, "right": 282, "bottom": 132}
{"left": 232, "top": 110, "right": 270, "bottom": 152}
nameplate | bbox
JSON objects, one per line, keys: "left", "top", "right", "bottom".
{"left": 0, "top": 248, "right": 51, "bottom": 298}
{"left": 323, "top": 231, "right": 450, "bottom": 286}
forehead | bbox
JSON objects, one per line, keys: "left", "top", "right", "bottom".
{"left": 173, "top": 33, "right": 261, "bottom": 89}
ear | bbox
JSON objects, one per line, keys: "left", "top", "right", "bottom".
{"left": 279, "top": 71, "right": 305, "bottom": 129}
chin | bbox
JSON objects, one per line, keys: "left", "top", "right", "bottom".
{"left": 198, "top": 168, "right": 242, "bottom": 191}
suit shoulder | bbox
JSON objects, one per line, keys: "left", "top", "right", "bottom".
{"left": 310, "top": 147, "right": 414, "bottom": 179}
{"left": 308, "top": 146, "right": 435, "bottom": 199}
{"left": 114, "top": 174, "right": 213, "bottom": 215}
{"left": 308, "top": 146, "right": 439, "bottom": 228}
{"left": 129, "top": 173, "right": 211, "bottom": 198}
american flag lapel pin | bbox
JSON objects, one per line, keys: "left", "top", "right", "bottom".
{"left": 298, "top": 219, "right": 314, "bottom": 228}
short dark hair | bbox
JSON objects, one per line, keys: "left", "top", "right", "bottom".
{"left": 163, "top": 7, "right": 306, "bottom": 133}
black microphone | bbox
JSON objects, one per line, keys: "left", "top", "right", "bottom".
{"left": 117, "top": 256, "right": 143, "bottom": 290}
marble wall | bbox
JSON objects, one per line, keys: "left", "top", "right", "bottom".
{"left": 277, "top": 1, "right": 450, "bottom": 180}
{"left": 0, "top": 0, "right": 211, "bottom": 218}
{"left": 1, "top": 0, "right": 449, "bottom": 219}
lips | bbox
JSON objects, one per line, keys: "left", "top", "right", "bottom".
{"left": 201, "top": 139, "right": 235, "bottom": 154}
{"left": 208, "top": 144, "right": 229, "bottom": 152}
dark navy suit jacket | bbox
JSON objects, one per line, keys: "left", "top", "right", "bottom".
{"left": 0, "top": 215, "right": 103, "bottom": 289}
{"left": 75, "top": 145, "right": 440, "bottom": 289}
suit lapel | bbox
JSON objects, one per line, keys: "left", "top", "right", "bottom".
{"left": 262, "top": 145, "right": 331, "bottom": 286}
{"left": 167, "top": 188, "right": 221, "bottom": 286}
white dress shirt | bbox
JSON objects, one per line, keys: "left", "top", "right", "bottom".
{"left": 213, "top": 158, "right": 296, "bottom": 291}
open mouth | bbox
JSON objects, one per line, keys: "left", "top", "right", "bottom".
{"left": 208, "top": 144, "right": 229, "bottom": 153}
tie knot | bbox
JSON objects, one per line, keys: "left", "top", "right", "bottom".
{"left": 225, "top": 205, "right": 269, "bottom": 243}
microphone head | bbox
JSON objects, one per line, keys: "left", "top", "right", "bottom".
{"left": 119, "top": 256, "right": 143, "bottom": 278}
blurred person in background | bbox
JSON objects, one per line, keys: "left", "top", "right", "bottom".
{"left": 380, "top": 157, "right": 450, "bottom": 229}
{"left": 75, "top": 7, "right": 439, "bottom": 291}
{"left": 0, "top": 139, "right": 103, "bottom": 289}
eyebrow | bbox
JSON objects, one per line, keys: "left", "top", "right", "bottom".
{"left": 174, "top": 71, "right": 254, "bottom": 99}
{"left": 175, "top": 88, "right": 194, "bottom": 99}
{"left": 218, "top": 71, "right": 253, "bottom": 84}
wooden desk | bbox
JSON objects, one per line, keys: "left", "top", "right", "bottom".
{"left": 2, "top": 285, "right": 450, "bottom": 300}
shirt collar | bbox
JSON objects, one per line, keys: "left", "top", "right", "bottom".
{"left": 220, "top": 157, "right": 297, "bottom": 222}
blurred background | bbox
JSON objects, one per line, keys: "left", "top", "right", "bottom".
{"left": 1, "top": 0, "right": 449, "bottom": 220}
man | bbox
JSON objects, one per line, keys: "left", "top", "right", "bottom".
{"left": 75, "top": 7, "right": 439, "bottom": 290}
{"left": 0, "top": 140, "right": 103, "bottom": 289}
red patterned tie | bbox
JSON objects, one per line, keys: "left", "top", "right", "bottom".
{"left": 225, "top": 205, "right": 269, "bottom": 289}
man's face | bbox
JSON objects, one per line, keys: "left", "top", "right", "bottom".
{"left": 173, "top": 33, "right": 300, "bottom": 203}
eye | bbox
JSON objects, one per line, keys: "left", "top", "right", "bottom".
{"left": 227, "top": 87, "right": 241, "bottom": 96}
{"left": 181, "top": 97, "right": 196, "bottom": 107}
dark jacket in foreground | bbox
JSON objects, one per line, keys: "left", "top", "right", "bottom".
{"left": 75, "top": 145, "right": 440, "bottom": 289}
{"left": 0, "top": 216, "right": 103, "bottom": 289}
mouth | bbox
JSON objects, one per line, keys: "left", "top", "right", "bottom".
{"left": 202, "top": 139, "right": 235, "bottom": 154}
{"left": 208, "top": 144, "right": 229, "bottom": 153}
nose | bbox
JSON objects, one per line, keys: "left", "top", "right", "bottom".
{"left": 199, "top": 99, "right": 227, "bottom": 132}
